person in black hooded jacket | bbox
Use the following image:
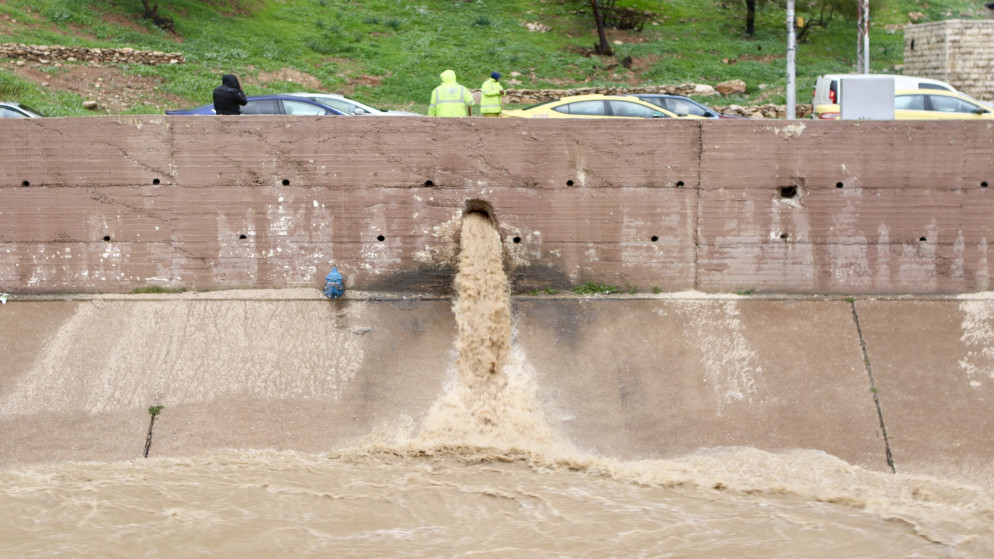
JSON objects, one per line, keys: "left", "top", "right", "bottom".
{"left": 213, "top": 74, "right": 248, "bottom": 115}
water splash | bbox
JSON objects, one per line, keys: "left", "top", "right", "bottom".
{"left": 416, "top": 211, "right": 558, "bottom": 451}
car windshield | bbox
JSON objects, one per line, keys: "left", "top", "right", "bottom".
{"left": 609, "top": 100, "right": 666, "bottom": 118}
{"left": 666, "top": 98, "right": 709, "bottom": 117}
{"left": 241, "top": 99, "right": 280, "bottom": 115}
{"left": 929, "top": 95, "right": 981, "bottom": 114}
{"left": 298, "top": 95, "right": 378, "bottom": 115}
{"left": 637, "top": 97, "right": 665, "bottom": 109}
{"left": 312, "top": 97, "right": 359, "bottom": 114}
{"left": 553, "top": 100, "right": 605, "bottom": 116}
{"left": 326, "top": 99, "right": 358, "bottom": 113}
{"left": 524, "top": 98, "right": 568, "bottom": 111}
{"left": 283, "top": 100, "right": 329, "bottom": 115}
{"left": 895, "top": 95, "right": 927, "bottom": 111}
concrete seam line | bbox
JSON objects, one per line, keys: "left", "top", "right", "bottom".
{"left": 693, "top": 121, "right": 703, "bottom": 292}
{"left": 850, "top": 300, "right": 896, "bottom": 473}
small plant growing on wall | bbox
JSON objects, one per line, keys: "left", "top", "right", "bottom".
{"left": 143, "top": 405, "right": 164, "bottom": 458}
{"left": 132, "top": 286, "right": 186, "bottom": 294}
{"left": 572, "top": 282, "right": 621, "bottom": 295}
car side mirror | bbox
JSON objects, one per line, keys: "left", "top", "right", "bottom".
{"left": 354, "top": 108, "right": 367, "bottom": 115}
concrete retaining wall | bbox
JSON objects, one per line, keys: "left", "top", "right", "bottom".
{"left": 3, "top": 116, "right": 994, "bottom": 295}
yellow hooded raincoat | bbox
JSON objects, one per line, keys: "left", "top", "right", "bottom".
{"left": 429, "top": 70, "right": 474, "bottom": 117}
{"left": 479, "top": 77, "right": 505, "bottom": 115}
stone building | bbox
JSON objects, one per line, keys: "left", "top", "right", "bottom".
{"left": 903, "top": 20, "right": 994, "bottom": 102}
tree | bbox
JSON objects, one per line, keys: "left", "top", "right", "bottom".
{"left": 743, "top": 0, "right": 780, "bottom": 36}
{"left": 581, "top": 0, "right": 649, "bottom": 55}
{"left": 742, "top": 0, "right": 779, "bottom": 36}
{"left": 140, "top": 0, "right": 174, "bottom": 32}
{"left": 745, "top": 0, "right": 758, "bottom": 36}
{"left": 591, "top": 0, "right": 614, "bottom": 55}
{"left": 742, "top": 0, "right": 888, "bottom": 39}
{"left": 795, "top": 2, "right": 835, "bottom": 43}
{"left": 793, "top": 0, "right": 890, "bottom": 43}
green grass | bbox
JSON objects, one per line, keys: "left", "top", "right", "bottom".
{"left": 573, "top": 281, "right": 622, "bottom": 295}
{"left": 0, "top": 0, "right": 986, "bottom": 115}
{"left": 0, "top": 71, "right": 26, "bottom": 98}
{"left": 131, "top": 285, "right": 186, "bottom": 294}
{"left": 0, "top": 70, "right": 88, "bottom": 116}
{"left": 527, "top": 287, "right": 561, "bottom": 296}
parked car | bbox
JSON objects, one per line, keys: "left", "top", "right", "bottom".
{"left": 812, "top": 73, "right": 958, "bottom": 119}
{"left": 285, "top": 92, "right": 420, "bottom": 116}
{"left": 627, "top": 94, "right": 745, "bottom": 119}
{"left": 814, "top": 89, "right": 994, "bottom": 120}
{"left": 165, "top": 95, "right": 346, "bottom": 116}
{"left": 1, "top": 101, "right": 43, "bottom": 118}
{"left": 502, "top": 94, "right": 702, "bottom": 119}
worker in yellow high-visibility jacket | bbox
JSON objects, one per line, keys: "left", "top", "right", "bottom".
{"left": 428, "top": 69, "right": 474, "bottom": 117}
{"left": 479, "top": 71, "right": 505, "bottom": 117}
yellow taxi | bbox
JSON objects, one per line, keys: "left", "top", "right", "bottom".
{"left": 502, "top": 94, "right": 704, "bottom": 119}
{"left": 814, "top": 89, "right": 994, "bottom": 120}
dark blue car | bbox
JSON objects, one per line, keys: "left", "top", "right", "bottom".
{"left": 166, "top": 95, "right": 347, "bottom": 116}
{"left": 627, "top": 94, "right": 746, "bottom": 119}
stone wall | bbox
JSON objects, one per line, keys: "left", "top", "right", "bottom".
{"left": 0, "top": 42, "right": 183, "bottom": 65}
{"left": 2, "top": 116, "right": 993, "bottom": 295}
{"left": 505, "top": 84, "right": 813, "bottom": 118}
{"left": 903, "top": 20, "right": 994, "bottom": 101}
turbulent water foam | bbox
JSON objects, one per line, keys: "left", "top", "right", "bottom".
{"left": 2, "top": 448, "right": 992, "bottom": 557}
{"left": 415, "top": 211, "right": 559, "bottom": 452}
{"left": 1, "top": 212, "right": 993, "bottom": 556}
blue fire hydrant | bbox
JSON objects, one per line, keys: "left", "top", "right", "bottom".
{"left": 323, "top": 267, "right": 344, "bottom": 299}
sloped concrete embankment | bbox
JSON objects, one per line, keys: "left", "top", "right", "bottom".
{"left": 1, "top": 294, "right": 990, "bottom": 489}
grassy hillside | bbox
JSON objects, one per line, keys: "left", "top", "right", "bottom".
{"left": 0, "top": 0, "right": 985, "bottom": 116}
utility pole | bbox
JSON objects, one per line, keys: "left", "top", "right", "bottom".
{"left": 786, "top": 0, "right": 796, "bottom": 119}
{"left": 857, "top": 0, "right": 870, "bottom": 73}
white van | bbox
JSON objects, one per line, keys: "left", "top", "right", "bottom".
{"left": 812, "top": 73, "right": 957, "bottom": 107}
